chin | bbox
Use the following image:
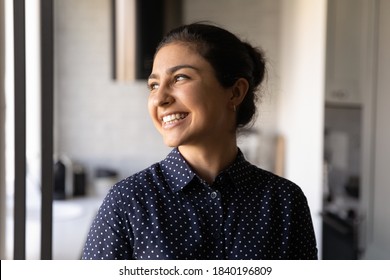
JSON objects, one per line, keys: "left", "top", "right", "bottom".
{"left": 161, "top": 132, "right": 187, "bottom": 147}
{"left": 164, "top": 143, "right": 178, "bottom": 148}
{"left": 162, "top": 138, "right": 180, "bottom": 148}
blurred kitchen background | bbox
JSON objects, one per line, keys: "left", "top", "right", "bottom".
{"left": 1, "top": 0, "right": 389, "bottom": 259}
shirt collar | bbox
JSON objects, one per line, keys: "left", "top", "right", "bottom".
{"left": 160, "top": 148, "right": 196, "bottom": 193}
{"left": 219, "top": 148, "right": 253, "bottom": 187}
{"left": 160, "top": 148, "right": 252, "bottom": 193}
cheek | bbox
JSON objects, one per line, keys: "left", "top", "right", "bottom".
{"left": 182, "top": 86, "right": 208, "bottom": 108}
{"left": 147, "top": 93, "right": 155, "bottom": 111}
{"left": 147, "top": 97, "right": 158, "bottom": 123}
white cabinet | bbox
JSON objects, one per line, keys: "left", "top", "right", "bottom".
{"left": 325, "top": 0, "right": 367, "bottom": 105}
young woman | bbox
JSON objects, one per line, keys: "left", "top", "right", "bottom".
{"left": 82, "top": 23, "right": 318, "bottom": 260}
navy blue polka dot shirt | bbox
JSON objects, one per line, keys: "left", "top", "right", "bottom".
{"left": 81, "top": 148, "right": 318, "bottom": 260}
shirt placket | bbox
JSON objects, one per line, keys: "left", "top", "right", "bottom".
{"left": 207, "top": 177, "right": 227, "bottom": 259}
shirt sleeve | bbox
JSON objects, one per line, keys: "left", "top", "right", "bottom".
{"left": 288, "top": 186, "right": 318, "bottom": 259}
{"left": 81, "top": 188, "right": 134, "bottom": 260}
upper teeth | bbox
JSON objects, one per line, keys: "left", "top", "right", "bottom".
{"left": 163, "top": 113, "right": 187, "bottom": 123}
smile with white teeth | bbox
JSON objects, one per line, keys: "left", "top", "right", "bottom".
{"left": 162, "top": 113, "right": 188, "bottom": 124}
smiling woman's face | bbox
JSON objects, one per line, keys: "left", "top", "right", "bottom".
{"left": 147, "top": 43, "right": 236, "bottom": 148}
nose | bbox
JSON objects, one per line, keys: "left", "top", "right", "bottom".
{"left": 150, "top": 86, "right": 174, "bottom": 108}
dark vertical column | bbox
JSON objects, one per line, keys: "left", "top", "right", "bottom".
{"left": 134, "top": 0, "right": 182, "bottom": 80}
{"left": 40, "top": 0, "right": 54, "bottom": 260}
{"left": 0, "top": 0, "right": 7, "bottom": 261}
{"left": 13, "top": 0, "right": 26, "bottom": 260}
{"left": 111, "top": 0, "right": 116, "bottom": 79}
{"left": 135, "top": 0, "right": 164, "bottom": 79}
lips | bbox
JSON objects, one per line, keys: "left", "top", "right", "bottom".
{"left": 161, "top": 113, "right": 188, "bottom": 125}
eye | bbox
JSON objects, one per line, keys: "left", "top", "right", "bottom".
{"left": 174, "top": 74, "right": 189, "bottom": 83}
{"left": 147, "top": 81, "right": 159, "bottom": 91}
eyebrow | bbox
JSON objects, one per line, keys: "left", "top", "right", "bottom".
{"left": 148, "top": 64, "right": 200, "bottom": 80}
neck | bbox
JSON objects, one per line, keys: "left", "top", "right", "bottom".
{"left": 178, "top": 139, "right": 238, "bottom": 184}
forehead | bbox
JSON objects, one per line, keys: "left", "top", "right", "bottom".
{"left": 152, "top": 43, "right": 204, "bottom": 69}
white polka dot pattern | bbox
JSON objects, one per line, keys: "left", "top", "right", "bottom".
{"left": 81, "top": 148, "right": 318, "bottom": 259}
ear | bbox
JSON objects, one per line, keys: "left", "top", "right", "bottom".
{"left": 229, "top": 78, "right": 249, "bottom": 109}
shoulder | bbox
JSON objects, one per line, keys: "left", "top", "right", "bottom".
{"left": 255, "top": 166, "right": 298, "bottom": 188}
{"left": 237, "top": 162, "right": 306, "bottom": 198}
{"left": 109, "top": 162, "right": 165, "bottom": 197}
{"left": 230, "top": 150, "right": 307, "bottom": 199}
{"left": 94, "top": 162, "right": 167, "bottom": 219}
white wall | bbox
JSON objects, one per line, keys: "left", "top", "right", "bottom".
{"left": 363, "top": 0, "right": 390, "bottom": 259}
{"left": 54, "top": 0, "right": 170, "bottom": 192}
{"left": 277, "top": 0, "right": 327, "bottom": 256}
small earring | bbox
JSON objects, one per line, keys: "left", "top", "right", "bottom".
{"left": 233, "top": 105, "right": 236, "bottom": 112}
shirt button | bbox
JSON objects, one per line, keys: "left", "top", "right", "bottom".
{"left": 210, "top": 191, "right": 218, "bottom": 199}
